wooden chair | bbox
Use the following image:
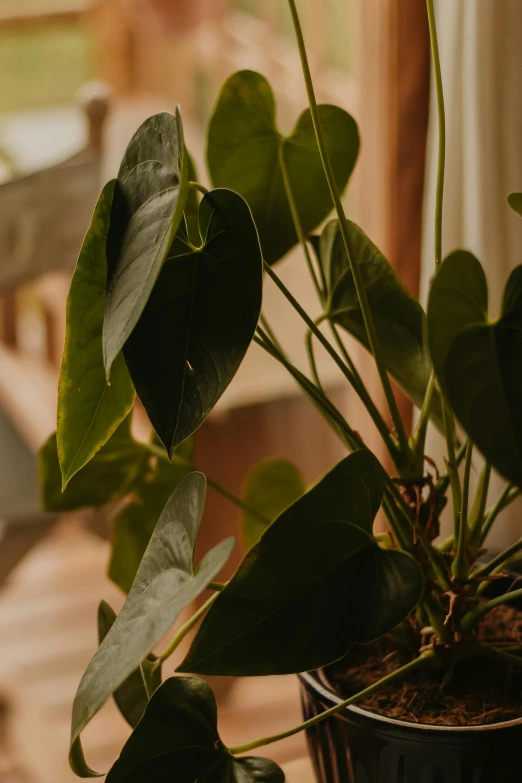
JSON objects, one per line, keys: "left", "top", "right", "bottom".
{"left": 0, "top": 82, "right": 110, "bottom": 585}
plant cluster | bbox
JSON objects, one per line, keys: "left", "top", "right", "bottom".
{"left": 40, "top": 1, "right": 522, "bottom": 780}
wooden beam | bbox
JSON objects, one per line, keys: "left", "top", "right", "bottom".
{"left": 0, "top": 3, "right": 88, "bottom": 30}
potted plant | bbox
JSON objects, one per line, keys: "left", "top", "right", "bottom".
{"left": 39, "top": 1, "right": 522, "bottom": 781}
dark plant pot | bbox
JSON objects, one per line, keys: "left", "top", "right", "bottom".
{"left": 298, "top": 573, "right": 522, "bottom": 783}
{"left": 299, "top": 670, "right": 522, "bottom": 783}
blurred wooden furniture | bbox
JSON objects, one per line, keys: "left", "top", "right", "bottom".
{"left": 0, "top": 77, "right": 109, "bottom": 584}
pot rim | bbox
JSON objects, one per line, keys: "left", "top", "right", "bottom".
{"left": 299, "top": 670, "right": 522, "bottom": 733}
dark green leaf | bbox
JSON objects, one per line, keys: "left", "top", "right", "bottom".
{"left": 98, "top": 600, "right": 162, "bottom": 729}
{"left": 185, "top": 152, "right": 202, "bottom": 245}
{"left": 106, "top": 677, "right": 283, "bottom": 783}
{"left": 40, "top": 416, "right": 141, "bottom": 512}
{"left": 242, "top": 458, "right": 305, "bottom": 549}
{"left": 207, "top": 70, "right": 359, "bottom": 264}
{"left": 322, "top": 219, "right": 443, "bottom": 429}
{"left": 69, "top": 473, "right": 234, "bottom": 776}
{"left": 123, "top": 188, "right": 262, "bottom": 457}
{"left": 57, "top": 181, "right": 135, "bottom": 486}
{"left": 508, "top": 192, "right": 522, "bottom": 218}
{"left": 179, "top": 452, "right": 423, "bottom": 675}
{"left": 428, "top": 251, "right": 522, "bottom": 486}
{"left": 109, "top": 436, "right": 195, "bottom": 593}
{"left": 104, "top": 110, "right": 189, "bottom": 376}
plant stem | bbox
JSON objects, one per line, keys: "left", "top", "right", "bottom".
{"left": 426, "top": 0, "right": 445, "bottom": 267}
{"left": 468, "top": 461, "right": 491, "bottom": 551}
{"left": 305, "top": 330, "right": 324, "bottom": 390}
{"left": 410, "top": 371, "right": 436, "bottom": 471}
{"left": 254, "top": 331, "right": 362, "bottom": 451}
{"left": 228, "top": 650, "right": 437, "bottom": 755}
{"left": 474, "top": 643, "right": 522, "bottom": 670}
{"left": 207, "top": 581, "right": 226, "bottom": 592}
{"left": 452, "top": 439, "right": 472, "bottom": 581}
{"left": 461, "top": 587, "right": 522, "bottom": 634}
{"left": 471, "top": 538, "right": 522, "bottom": 584}
{"left": 263, "top": 262, "right": 399, "bottom": 463}
{"left": 157, "top": 593, "right": 218, "bottom": 663}
{"left": 278, "top": 143, "right": 324, "bottom": 301}
{"left": 286, "top": 0, "right": 412, "bottom": 466}
{"left": 189, "top": 181, "right": 209, "bottom": 196}
{"left": 480, "top": 482, "right": 519, "bottom": 545}
{"left": 145, "top": 442, "right": 270, "bottom": 527}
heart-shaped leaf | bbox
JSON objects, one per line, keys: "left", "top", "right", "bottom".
{"left": 428, "top": 251, "right": 522, "bottom": 487}
{"left": 103, "top": 110, "right": 189, "bottom": 376}
{"left": 109, "top": 436, "right": 195, "bottom": 593}
{"left": 98, "top": 600, "right": 162, "bottom": 729}
{"left": 179, "top": 451, "right": 423, "bottom": 676}
{"left": 322, "top": 219, "right": 443, "bottom": 428}
{"left": 40, "top": 416, "right": 142, "bottom": 512}
{"left": 106, "top": 677, "right": 284, "bottom": 783}
{"left": 508, "top": 192, "right": 522, "bottom": 217}
{"left": 242, "top": 458, "right": 305, "bottom": 549}
{"left": 70, "top": 472, "right": 234, "bottom": 776}
{"left": 58, "top": 181, "right": 135, "bottom": 486}
{"left": 207, "top": 70, "right": 359, "bottom": 264}
{"left": 123, "top": 188, "right": 263, "bottom": 457}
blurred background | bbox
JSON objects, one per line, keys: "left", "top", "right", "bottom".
{"left": 0, "top": 1, "right": 520, "bottom": 780}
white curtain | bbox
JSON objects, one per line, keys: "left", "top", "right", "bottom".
{"left": 421, "top": 0, "right": 522, "bottom": 550}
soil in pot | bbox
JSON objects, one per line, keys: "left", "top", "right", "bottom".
{"left": 326, "top": 605, "right": 522, "bottom": 726}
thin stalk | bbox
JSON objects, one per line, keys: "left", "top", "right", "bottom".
{"left": 207, "top": 581, "right": 226, "bottom": 592}
{"left": 382, "top": 493, "right": 412, "bottom": 552}
{"left": 461, "top": 587, "right": 522, "bottom": 634}
{"left": 263, "top": 262, "right": 399, "bottom": 462}
{"left": 228, "top": 650, "right": 437, "bottom": 755}
{"left": 471, "top": 538, "right": 522, "bottom": 584}
{"left": 442, "top": 404, "right": 462, "bottom": 536}
{"left": 410, "top": 371, "right": 436, "bottom": 471}
{"left": 426, "top": 0, "right": 445, "bottom": 267}
{"left": 145, "top": 442, "right": 270, "bottom": 527}
{"left": 259, "top": 314, "right": 285, "bottom": 355}
{"left": 189, "top": 181, "right": 209, "bottom": 196}
{"left": 254, "top": 331, "right": 362, "bottom": 452}
{"left": 157, "top": 593, "right": 218, "bottom": 664}
{"left": 468, "top": 461, "right": 491, "bottom": 551}
{"left": 278, "top": 143, "right": 323, "bottom": 301}
{"left": 452, "top": 440, "right": 472, "bottom": 581}
{"left": 286, "top": 0, "right": 412, "bottom": 465}
{"left": 480, "top": 483, "right": 519, "bottom": 545}
{"left": 305, "top": 329, "right": 324, "bottom": 390}
{"left": 423, "top": 592, "right": 453, "bottom": 645}
{"left": 474, "top": 643, "right": 522, "bottom": 671}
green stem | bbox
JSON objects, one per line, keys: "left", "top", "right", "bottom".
{"left": 411, "top": 371, "right": 436, "bottom": 471}
{"left": 426, "top": 0, "right": 446, "bottom": 268}
{"left": 471, "top": 538, "right": 522, "bottom": 584}
{"left": 468, "top": 461, "right": 491, "bottom": 551}
{"left": 157, "top": 593, "right": 218, "bottom": 663}
{"left": 461, "top": 587, "right": 522, "bottom": 634}
{"left": 480, "top": 483, "right": 519, "bottom": 545}
{"left": 254, "top": 331, "right": 362, "bottom": 452}
{"left": 228, "top": 650, "right": 437, "bottom": 755}
{"left": 189, "top": 181, "right": 209, "bottom": 196}
{"left": 305, "top": 329, "right": 324, "bottom": 390}
{"left": 263, "top": 262, "right": 399, "bottom": 463}
{"left": 473, "top": 643, "right": 522, "bottom": 670}
{"left": 286, "top": 0, "right": 412, "bottom": 466}
{"left": 278, "top": 144, "right": 324, "bottom": 301}
{"left": 452, "top": 439, "right": 472, "bottom": 581}
{"left": 145, "top": 442, "right": 270, "bottom": 527}
{"left": 207, "top": 581, "right": 226, "bottom": 592}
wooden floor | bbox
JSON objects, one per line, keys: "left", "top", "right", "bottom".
{"left": 0, "top": 519, "right": 314, "bottom": 782}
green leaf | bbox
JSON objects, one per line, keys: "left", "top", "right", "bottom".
{"left": 207, "top": 70, "right": 359, "bottom": 264}
{"left": 57, "top": 181, "right": 135, "bottom": 486}
{"left": 103, "top": 110, "right": 189, "bottom": 376}
{"left": 322, "top": 219, "right": 443, "bottom": 429}
{"left": 69, "top": 472, "right": 234, "bottom": 776}
{"left": 179, "top": 452, "right": 423, "bottom": 676}
{"left": 109, "top": 436, "right": 195, "bottom": 593}
{"left": 106, "top": 677, "right": 284, "bottom": 783}
{"left": 123, "top": 188, "right": 262, "bottom": 457}
{"left": 242, "top": 458, "right": 305, "bottom": 549}
{"left": 508, "top": 192, "right": 522, "bottom": 217}
{"left": 98, "top": 600, "right": 162, "bottom": 729}
{"left": 185, "top": 152, "right": 202, "bottom": 245}
{"left": 40, "top": 416, "right": 142, "bottom": 512}
{"left": 428, "top": 251, "right": 522, "bottom": 487}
